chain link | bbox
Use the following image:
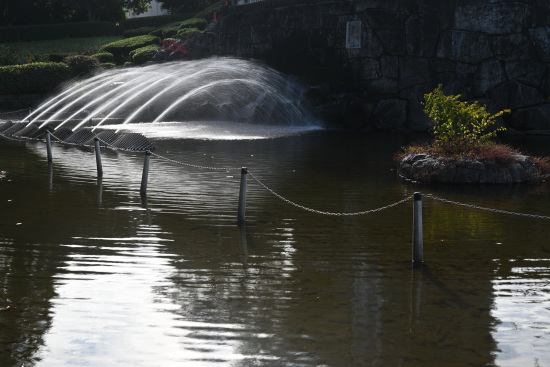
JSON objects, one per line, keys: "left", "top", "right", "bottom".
{"left": 248, "top": 171, "right": 413, "bottom": 216}
{"left": 424, "top": 194, "right": 550, "bottom": 220}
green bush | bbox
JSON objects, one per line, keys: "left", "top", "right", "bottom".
{"left": 99, "top": 35, "right": 160, "bottom": 64}
{"left": 0, "top": 62, "right": 72, "bottom": 94}
{"left": 422, "top": 85, "right": 509, "bottom": 152}
{"left": 101, "top": 62, "right": 116, "bottom": 69}
{"left": 123, "top": 27, "right": 157, "bottom": 38}
{"left": 180, "top": 18, "right": 208, "bottom": 31}
{"left": 162, "top": 26, "right": 180, "bottom": 39}
{"left": 148, "top": 28, "right": 164, "bottom": 37}
{"left": 91, "top": 52, "right": 114, "bottom": 64}
{"left": 130, "top": 45, "right": 161, "bottom": 65}
{"left": 63, "top": 54, "right": 100, "bottom": 76}
{"left": 176, "top": 28, "right": 202, "bottom": 41}
{"left": 0, "top": 22, "right": 118, "bottom": 43}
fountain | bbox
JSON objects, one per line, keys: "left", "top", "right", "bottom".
{"left": 18, "top": 58, "right": 319, "bottom": 140}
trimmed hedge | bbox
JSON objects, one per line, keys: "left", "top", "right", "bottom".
{"left": 0, "top": 22, "right": 118, "bottom": 43}
{"left": 63, "top": 55, "right": 100, "bottom": 76}
{"left": 176, "top": 28, "right": 202, "bottom": 41}
{"left": 162, "top": 26, "right": 180, "bottom": 39}
{"left": 193, "top": 1, "right": 225, "bottom": 21}
{"left": 91, "top": 52, "right": 115, "bottom": 64}
{"left": 180, "top": 18, "right": 208, "bottom": 31}
{"left": 99, "top": 35, "right": 160, "bottom": 64}
{"left": 130, "top": 45, "right": 161, "bottom": 65}
{"left": 0, "top": 62, "right": 73, "bottom": 94}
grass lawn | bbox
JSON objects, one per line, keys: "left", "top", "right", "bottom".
{"left": 3, "top": 36, "right": 123, "bottom": 57}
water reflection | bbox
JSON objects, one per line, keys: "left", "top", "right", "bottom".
{"left": 0, "top": 131, "right": 549, "bottom": 366}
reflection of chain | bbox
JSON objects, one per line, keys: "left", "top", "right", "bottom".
{"left": 249, "top": 171, "right": 413, "bottom": 216}
{"left": 425, "top": 194, "right": 550, "bottom": 220}
{"left": 150, "top": 151, "right": 242, "bottom": 172}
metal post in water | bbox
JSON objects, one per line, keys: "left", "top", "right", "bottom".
{"left": 237, "top": 167, "right": 248, "bottom": 223}
{"left": 94, "top": 138, "right": 103, "bottom": 177}
{"left": 28, "top": 107, "right": 32, "bottom": 124}
{"left": 412, "top": 192, "right": 424, "bottom": 265}
{"left": 46, "top": 131, "right": 53, "bottom": 163}
{"left": 140, "top": 151, "right": 151, "bottom": 196}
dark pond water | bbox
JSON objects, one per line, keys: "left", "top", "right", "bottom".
{"left": 1, "top": 124, "right": 549, "bottom": 366}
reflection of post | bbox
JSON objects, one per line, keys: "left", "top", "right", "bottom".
{"left": 237, "top": 167, "right": 248, "bottom": 223}
{"left": 140, "top": 151, "right": 151, "bottom": 196}
{"left": 409, "top": 265, "right": 424, "bottom": 331}
{"left": 94, "top": 138, "right": 103, "bottom": 177}
{"left": 412, "top": 192, "right": 424, "bottom": 265}
{"left": 48, "top": 162, "right": 53, "bottom": 190}
{"left": 237, "top": 223, "right": 248, "bottom": 269}
{"left": 97, "top": 177, "right": 103, "bottom": 206}
{"left": 46, "top": 131, "right": 53, "bottom": 163}
{"left": 141, "top": 194, "right": 152, "bottom": 226}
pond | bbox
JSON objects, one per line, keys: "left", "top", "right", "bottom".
{"left": 1, "top": 125, "right": 549, "bottom": 366}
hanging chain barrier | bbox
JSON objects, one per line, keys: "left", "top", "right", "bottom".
{"left": 1, "top": 121, "right": 550, "bottom": 220}
{"left": 248, "top": 172, "right": 413, "bottom": 216}
{"left": 424, "top": 194, "right": 550, "bottom": 220}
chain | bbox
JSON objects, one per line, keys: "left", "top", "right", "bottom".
{"left": 150, "top": 151, "right": 242, "bottom": 172}
{"left": 424, "top": 194, "right": 550, "bottom": 220}
{"left": 248, "top": 172, "right": 413, "bottom": 216}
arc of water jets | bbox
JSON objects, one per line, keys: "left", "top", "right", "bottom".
{"left": 71, "top": 75, "right": 173, "bottom": 131}
{"left": 54, "top": 72, "right": 164, "bottom": 131}
{"left": 24, "top": 76, "right": 112, "bottom": 127}
{"left": 152, "top": 79, "right": 266, "bottom": 123}
{"left": 115, "top": 69, "right": 209, "bottom": 132}
{"left": 37, "top": 74, "right": 132, "bottom": 130}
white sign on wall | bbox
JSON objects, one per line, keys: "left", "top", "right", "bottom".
{"left": 346, "top": 21, "right": 362, "bottom": 49}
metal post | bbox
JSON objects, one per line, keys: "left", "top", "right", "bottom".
{"left": 46, "top": 131, "right": 53, "bottom": 163}
{"left": 412, "top": 192, "right": 424, "bottom": 264}
{"left": 28, "top": 107, "right": 32, "bottom": 124}
{"left": 94, "top": 138, "right": 103, "bottom": 177}
{"left": 237, "top": 167, "right": 248, "bottom": 223}
{"left": 140, "top": 151, "right": 151, "bottom": 196}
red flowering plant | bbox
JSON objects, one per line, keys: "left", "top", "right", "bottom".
{"left": 162, "top": 39, "right": 189, "bottom": 55}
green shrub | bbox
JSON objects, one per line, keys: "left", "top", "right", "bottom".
{"left": 99, "top": 35, "right": 160, "bottom": 64}
{"left": 176, "top": 28, "right": 202, "bottom": 41}
{"left": 0, "top": 22, "right": 118, "bottom": 43}
{"left": 48, "top": 54, "right": 70, "bottom": 63}
{"left": 123, "top": 62, "right": 134, "bottom": 68}
{"left": 162, "top": 26, "right": 180, "bottom": 39}
{"left": 91, "top": 52, "right": 114, "bottom": 64}
{"left": 180, "top": 18, "right": 208, "bottom": 31}
{"left": 123, "top": 27, "right": 157, "bottom": 38}
{"left": 130, "top": 45, "right": 161, "bottom": 64}
{"left": 422, "top": 84, "right": 509, "bottom": 152}
{"left": 63, "top": 54, "right": 100, "bottom": 76}
{"left": 148, "top": 28, "right": 164, "bottom": 37}
{"left": 101, "top": 62, "right": 116, "bottom": 69}
{"left": 0, "top": 62, "right": 72, "bottom": 94}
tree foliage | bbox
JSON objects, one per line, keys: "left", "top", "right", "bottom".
{"left": 1, "top": 0, "right": 152, "bottom": 26}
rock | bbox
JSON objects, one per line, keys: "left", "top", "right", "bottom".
{"left": 398, "top": 153, "right": 543, "bottom": 184}
{"left": 488, "top": 81, "right": 544, "bottom": 110}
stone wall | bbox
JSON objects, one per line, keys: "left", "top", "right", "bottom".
{"left": 216, "top": 0, "right": 550, "bottom": 132}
